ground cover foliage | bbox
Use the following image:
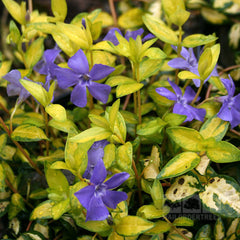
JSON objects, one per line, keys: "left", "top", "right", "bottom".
{"left": 1, "top": 0, "right": 240, "bottom": 239}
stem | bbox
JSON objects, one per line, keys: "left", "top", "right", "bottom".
{"left": 28, "top": 0, "right": 33, "bottom": 13}
{"left": 132, "top": 159, "right": 142, "bottom": 206}
{"left": 26, "top": 221, "right": 33, "bottom": 231}
{"left": 41, "top": 106, "right": 49, "bottom": 156}
{"left": 175, "top": 26, "right": 183, "bottom": 85}
{"left": 5, "top": 178, "right": 34, "bottom": 209}
{"left": 9, "top": 102, "right": 19, "bottom": 134}
{"left": 133, "top": 92, "right": 137, "bottom": 115}
{"left": 137, "top": 90, "right": 142, "bottom": 124}
{"left": 230, "top": 128, "right": 240, "bottom": 137}
{"left": 191, "top": 81, "right": 203, "bottom": 105}
{"left": 0, "top": 116, "right": 44, "bottom": 176}
{"left": 205, "top": 84, "right": 213, "bottom": 99}
{"left": 219, "top": 64, "right": 240, "bottom": 76}
{"left": 0, "top": 101, "right": 10, "bottom": 115}
{"left": 108, "top": 0, "right": 118, "bottom": 27}
{"left": 122, "top": 94, "right": 131, "bottom": 111}
{"left": 163, "top": 216, "right": 190, "bottom": 240}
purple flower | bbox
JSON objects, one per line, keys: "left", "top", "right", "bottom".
{"left": 156, "top": 79, "right": 206, "bottom": 122}
{"left": 217, "top": 75, "right": 240, "bottom": 128}
{"left": 3, "top": 70, "right": 32, "bottom": 104}
{"left": 54, "top": 49, "right": 114, "bottom": 108}
{"left": 34, "top": 48, "right": 61, "bottom": 88}
{"left": 168, "top": 46, "right": 218, "bottom": 87}
{"left": 83, "top": 140, "right": 109, "bottom": 179}
{"left": 74, "top": 159, "right": 129, "bottom": 221}
{"left": 103, "top": 27, "right": 154, "bottom": 46}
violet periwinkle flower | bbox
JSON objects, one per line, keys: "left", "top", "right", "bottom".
{"left": 54, "top": 49, "right": 114, "bottom": 108}
{"left": 34, "top": 48, "right": 61, "bottom": 88}
{"left": 217, "top": 75, "right": 240, "bottom": 128}
{"left": 168, "top": 46, "right": 218, "bottom": 87}
{"left": 83, "top": 140, "right": 109, "bottom": 179}
{"left": 156, "top": 79, "right": 206, "bottom": 122}
{"left": 3, "top": 70, "right": 31, "bottom": 104}
{"left": 103, "top": 27, "right": 154, "bottom": 46}
{"left": 74, "top": 159, "right": 129, "bottom": 221}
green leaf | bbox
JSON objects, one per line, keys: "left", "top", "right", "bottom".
{"left": 137, "top": 205, "right": 170, "bottom": 219}
{"left": 198, "top": 44, "right": 220, "bottom": 80}
{"left": 2, "top": 0, "right": 26, "bottom": 25}
{"left": 109, "top": 99, "right": 120, "bottom": 132}
{"left": 139, "top": 59, "right": 163, "bottom": 81}
{"left": 151, "top": 179, "right": 165, "bottom": 209}
{"left": 144, "top": 47, "right": 167, "bottom": 60}
{"left": 46, "top": 168, "right": 69, "bottom": 193}
{"left": 157, "top": 152, "right": 201, "bottom": 179}
{"left": 52, "top": 198, "right": 70, "bottom": 220}
{"left": 115, "top": 216, "right": 155, "bottom": 237}
{"left": 200, "top": 115, "right": 229, "bottom": 141}
{"left": 20, "top": 79, "right": 50, "bottom": 107}
{"left": 9, "top": 20, "right": 21, "bottom": 44}
{"left": 116, "top": 142, "right": 133, "bottom": 173}
{"left": 106, "top": 76, "right": 136, "bottom": 87}
{"left": 30, "top": 200, "right": 54, "bottom": 220}
{"left": 25, "top": 37, "right": 44, "bottom": 69}
{"left": 195, "top": 224, "right": 212, "bottom": 240}
{"left": 169, "top": 8, "right": 190, "bottom": 27}
{"left": 173, "top": 217, "right": 194, "bottom": 227}
{"left": 144, "top": 220, "right": 170, "bottom": 235}
{"left": 206, "top": 140, "right": 240, "bottom": 163}
{"left": 199, "top": 176, "right": 240, "bottom": 218}
{"left": 162, "top": 113, "right": 186, "bottom": 126}
{"left": 214, "top": 218, "right": 225, "bottom": 240}
{"left": 37, "top": 149, "right": 64, "bottom": 162}
{"left": 0, "top": 164, "right": 6, "bottom": 191}
{"left": 116, "top": 83, "right": 144, "bottom": 98}
{"left": 143, "top": 14, "right": 178, "bottom": 45}
{"left": 11, "top": 124, "right": 48, "bottom": 142}
{"left": 178, "top": 70, "right": 200, "bottom": 80}
{"left": 70, "top": 127, "right": 112, "bottom": 143}
{"left": 103, "top": 143, "right": 115, "bottom": 169}
{"left": 45, "top": 104, "right": 67, "bottom": 122}
{"left": 166, "top": 173, "right": 202, "bottom": 202}
{"left": 89, "top": 114, "right": 110, "bottom": 129}
{"left": 166, "top": 126, "right": 205, "bottom": 151}
{"left": 51, "top": 0, "right": 67, "bottom": 21}
{"left": 118, "top": 8, "right": 144, "bottom": 29}
{"left": 0, "top": 134, "right": 7, "bottom": 153}
{"left": 48, "top": 119, "right": 78, "bottom": 134}
{"left": 182, "top": 34, "right": 218, "bottom": 47}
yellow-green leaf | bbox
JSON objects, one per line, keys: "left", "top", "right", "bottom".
{"left": 51, "top": 0, "right": 67, "bottom": 21}
{"left": 45, "top": 104, "right": 67, "bottom": 122}
{"left": 25, "top": 37, "right": 44, "bottom": 69}
{"left": 144, "top": 220, "right": 171, "bottom": 235}
{"left": 52, "top": 198, "right": 70, "bottom": 220}
{"left": 115, "top": 216, "right": 155, "bottom": 237}
{"left": 143, "top": 14, "right": 178, "bottom": 45}
{"left": 182, "top": 34, "right": 218, "bottom": 48}
{"left": 30, "top": 200, "right": 54, "bottom": 220}
{"left": 178, "top": 70, "right": 200, "bottom": 80}
{"left": 137, "top": 205, "right": 170, "bottom": 219}
{"left": 157, "top": 152, "right": 201, "bottom": 179}
{"left": 11, "top": 124, "right": 48, "bottom": 142}
{"left": 116, "top": 83, "right": 144, "bottom": 98}
{"left": 201, "top": 7, "right": 227, "bottom": 24}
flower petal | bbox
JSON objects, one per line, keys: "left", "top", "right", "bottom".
{"left": 102, "top": 190, "right": 128, "bottom": 209}
{"left": 168, "top": 79, "right": 182, "bottom": 97}
{"left": 55, "top": 66, "right": 79, "bottom": 89}
{"left": 88, "top": 82, "right": 111, "bottom": 104}
{"left": 155, "top": 87, "right": 177, "bottom": 101}
{"left": 183, "top": 86, "right": 197, "bottom": 103}
{"left": 233, "top": 94, "right": 240, "bottom": 111}
{"left": 74, "top": 185, "right": 95, "bottom": 210}
{"left": 103, "top": 28, "right": 122, "bottom": 45}
{"left": 34, "top": 59, "right": 48, "bottom": 75}
{"left": 173, "top": 102, "right": 190, "bottom": 120}
{"left": 221, "top": 77, "right": 235, "bottom": 97}
{"left": 90, "top": 64, "right": 115, "bottom": 81}
{"left": 230, "top": 107, "right": 240, "bottom": 128}
{"left": 86, "top": 195, "right": 109, "bottom": 221}
{"left": 90, "top": 159, "right": 107, "bottom": 185}
{"left": 125, "top": 28, "right": 144, "bottom": 41}
{"left": 184, "top": 104, "right": 206, "bottom": 122}
{"left": 3, "top": 70, "right": 21, "bottom": 85}
{"left": 142, "top": 33, "right": 155, "bottom": 42}
{"left": 105, "top": 172, "right": 130, "bottom": 190}
{"left": 168, "top": 58, "right": 189, "bottom": 69}
{"left": 68, "top": 49, "right": 89, "bottom": 74}
{"left": 70, "top": 84, "right": 87, "bottom": 107}
{"left": 44, "top": 49, "right": 61, "bottom": 64}
{"left": 83, "top": 140, "right": 109, "bottom": 179}
{"left": 217, "top": 101, "right": 232, "bottom": 122}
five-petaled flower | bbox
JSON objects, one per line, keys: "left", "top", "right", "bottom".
{"left": 83, "top": 140, "right": 109, "bottom": 180}
{"left": 103, "top": 27, "right": 154, "bottom": 46}
{"left": 156, "top": 79, "right": 206, "bottom": 122}
{"left": 54, "top": 49, "right": 114, "bottom": 107}
{"left": 34, "top": 48, "right": 61, "bottom": 89}
{"left": 3, "top": 70, "right": 32, "bottom": 104}
{"left": 74, "top": 159, "right": 129, "bottom": 221}
{"left": 168, "top": 46, "right": 218, "bottom": 87}
{"left": 217, "top": 75, "right": 240, "bottom": 128}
